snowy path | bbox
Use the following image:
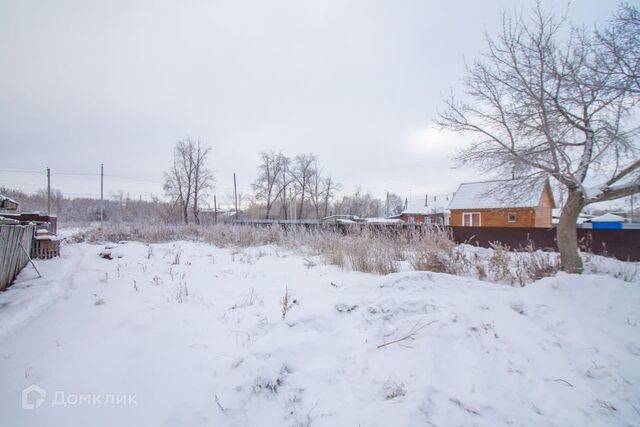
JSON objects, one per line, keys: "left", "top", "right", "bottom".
{"left": 0, "top": 240, "right": 639, "bottom": 426}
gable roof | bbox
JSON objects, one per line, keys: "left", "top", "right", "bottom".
{"left": 448, "top": 179, "right": 551, "bottom": 210}
{"left": 0, "top": 194, "right": 19, "bottom": 207}
{"left": 402, "top": 193, "right": 453, "bottom": 215}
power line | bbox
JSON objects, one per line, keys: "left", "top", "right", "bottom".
{"left": 103, "top": 174, "right": 163, "bottom": 185}
{"left": 0, "top": 168, "right": 162, "bottom": 185}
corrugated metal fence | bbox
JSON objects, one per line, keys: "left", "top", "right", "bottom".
{"left": 230, "top": 220, "right": 640, "bottom": 262}
{"left": 0, "top": 224, "right": 36, "bottom": 291}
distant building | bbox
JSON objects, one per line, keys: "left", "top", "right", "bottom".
{"left": 586, "top": 213, "right": 626, "bottom": 229}
{"left": 0, "top": 194, "right": 19, "bottom": 212}
{"left": 321, "top": 215, "right": 365, "bottom": 224}
{"left": 198, "top": 208, "right": 246, "bottom": 224}
{"left": 448, "top": 179, "right": 555, "bottom": 228}
{"left": 399, "top": 194, "right": 452, "bottom": 225}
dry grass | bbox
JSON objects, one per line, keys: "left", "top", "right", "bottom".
{"left": 72, "top": 223, "right": 571, "bottom": 285}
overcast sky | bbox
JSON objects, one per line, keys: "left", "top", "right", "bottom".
{"left": 0, "top": 0, "right": 622, "bottom": 206}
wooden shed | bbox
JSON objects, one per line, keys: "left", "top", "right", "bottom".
{"left": 32, "top": 228, "right": 61, "bottom": 259}
{"left": 448, "top": 179, "right": 555, "bottom": 228}
{"left": 0, "top": 194, "right": 19, "bottom": 211}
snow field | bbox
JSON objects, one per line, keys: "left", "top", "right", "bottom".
{"left": 0, "top": 239, "right": 638, "bottom": 426}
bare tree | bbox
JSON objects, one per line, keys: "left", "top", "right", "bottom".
{"left": 252, "top": 150, "right": 286, "bottom": 219}
{"left": 308, "top": 166, "right": 325, "bottom": 219}
{"left": 250, "top": 151, "right": 339, "bottom": 219}
{"left": 164, "top": 139, "right": 196, "bottom": 224}
{"left": 321, "top": 176, "right": 341, "bottom": 217}
{"left": 595, "top": 3, "right": 640, "bottom": 94}
{"left": 225, "top": 190, "right": 245, "bottom": 216}
{"left": 386, "top": 193, "right": 405, "bottom": 216}
{"left": 291, "top": 154, "right": 317, "bottom": 219}
{"left": 35, "top": 188, "right": 64, "bottom": 214}
{"left": 437, "top": 4, "right": 640, "bottom": 272}
{"left": 278, "top": 155, "right": 294, "bottom": 219}
{"left": 192, "top": 141, "right": 213, "bottom": 225}
{"left": 334, "top": 188, "right": 383, "bottom": 218}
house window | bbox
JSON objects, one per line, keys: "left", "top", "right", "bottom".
{"left": 508, "top": 212, "right": 517, "bottom": 223}
{"left": 407, "top": 216, "right": 415, "bottom": 223}
{"left": 425, "top": 217, "right": 431, "bottom": 225}
{"left": 462, "top": 212, "right": 481, "bottom": 227}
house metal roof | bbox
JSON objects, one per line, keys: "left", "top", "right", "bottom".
{"left": 589, "top": 213, "right": 626, "bottom": 222}
{"left": 448, "top": 180, "right": 546, "bottom": 210}
{"left": 402, "top": 193, "right": 452, "bottom": 215}
{"left": 0, "top": 194, "right": 19, "bottom": 205}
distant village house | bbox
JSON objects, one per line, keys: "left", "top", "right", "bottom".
{"left": 400, "top": 194, "right": 452, "bottom": 225}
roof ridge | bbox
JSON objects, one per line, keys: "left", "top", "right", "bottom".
{"left": 458, "top": 178, "right": 516, "bottom": 186}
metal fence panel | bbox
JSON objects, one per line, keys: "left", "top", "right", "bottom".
{"left": 0, "top": 224, "right": 36, "bottom": 291}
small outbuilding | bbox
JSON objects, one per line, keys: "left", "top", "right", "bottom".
{"left": 588, "top": 213, "right": 626, "bottom": 229}
{"left": 32, "top": 228, "right": 61, "bottom": 259}
{"left": 0, "top": 194, "right": 19, "bottom": 211}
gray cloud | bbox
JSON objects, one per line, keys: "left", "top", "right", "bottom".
{"left": 0, "top": 0, "right": 620, "bottom": 203}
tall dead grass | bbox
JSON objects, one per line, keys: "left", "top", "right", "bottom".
{"left": 73, "top": 223, "right": 566, "bottom": 285}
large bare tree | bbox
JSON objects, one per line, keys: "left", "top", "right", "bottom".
{"left": 437, "top": 3, "right": 639, "bottom": 272}
{"left": 308, "top": 166, "right": 325, "bottom": 219}
{"left": 291, "top": 154, "right": 317, "bottom": 219}
{"left": 164, "top": 139, "right": 195, "bottom": 224}
{"left": 278, "top": 155, "right": 294, "bottom": 219}
{"left": 252, "top": 150, "right": 286, "bottom": 219}
{"left": 596, "top": 3, "right": 639, "bottom": 94}
{"left": 164, "top": 138, "right": 213, "bottom": 224}
{"left": 192, "top": 141, "right": 213, "bottom": 225}
{"left": 321, "top": 176, "right": 341, "bottom": 218}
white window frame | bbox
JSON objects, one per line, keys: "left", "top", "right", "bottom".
{"left": 507, "top": 212, "right": 517, "bottom": 223}
{"left": 407, "top": 216, "right": 415, "bottom": 223}
{"left": 462, "top": 212, "right": 481, "bottom": 227}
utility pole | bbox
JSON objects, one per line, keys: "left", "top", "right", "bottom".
{"left": 282, "top": 164, "right": 288, "bottom": 220}
{"left": 214, "top": 194, "right": 218, "bottom": 224}
{"left": 233, "top": 173, "right": 238, "bottom": 220}
{"left": 46, "top": 167, "right": 51, "bottom": 215}
{"left": 100, "top": 163, "right": 104, "bottom": 228}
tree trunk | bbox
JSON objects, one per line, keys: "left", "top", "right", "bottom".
{"left": 183, "top": 201, "right": 189, "bottom": 224}
{"left": 557, "top": 190, "right": 585, "bottom": 273}
{"left": 193, "top": 194, "right": 200, "bottom": 225}
{"left": 298, "top": 188, "right": 305, "bottom": 219}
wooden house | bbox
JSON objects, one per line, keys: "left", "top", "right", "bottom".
{"left": 400, "top": 194, "right": 452, "bottom": 225}
{"left": 448, "top": 180, "right": 555, "bottom": 228}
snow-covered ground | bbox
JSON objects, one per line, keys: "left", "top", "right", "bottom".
{"left": 0, "top": 238, "right": 639, "bottom": 426}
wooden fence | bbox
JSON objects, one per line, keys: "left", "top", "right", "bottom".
{"left": 0, "top": 224, "right": 36, "bottom": 291}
